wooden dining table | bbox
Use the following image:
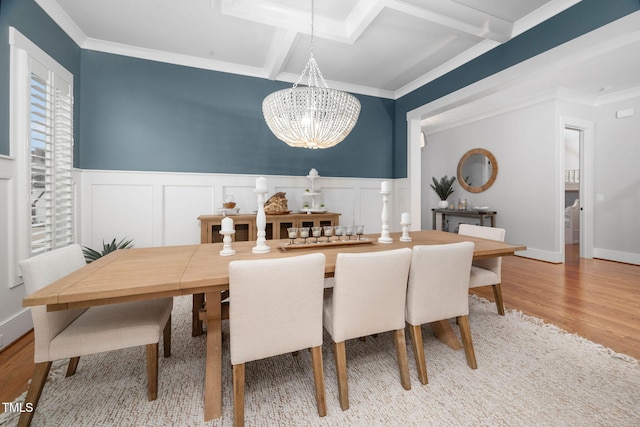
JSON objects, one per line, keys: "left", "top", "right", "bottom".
{"left": 23, "top": 230, "right": 526, "bottom": 421}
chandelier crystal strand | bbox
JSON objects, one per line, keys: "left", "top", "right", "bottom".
{"left": 262, "top": 0, "right": 360, "bottom": 149}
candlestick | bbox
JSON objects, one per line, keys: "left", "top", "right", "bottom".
{"left": 253, "top": 186, "right": 271, "bottom": 254}
{"left": 221, "top": 216, "right": 234, "bottom": 232}
{"left": 378, "top": 190, "right": 393, "bottom": 244}
{"left": 401, "top": 212, "right": 410, "bottom": 225}
{"left": 400, "top": 211, "right": 412, "bottom": 242}
{"left": 219, "top": 228, "right": 236, "bottom": 256}
{"left": 255, "top": 176, "right": 267, "bottom": 192}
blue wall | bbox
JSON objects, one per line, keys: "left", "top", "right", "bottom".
{"left": 79, "top": 51, "right": 395, "bottom": 178}
{"left": 0, "top": 0, "right": 81, "bottom": 157}
{"left": 393, "top": 0, "right": 640, "bottom": 178}
{"left": 2, "top": 0, "right": 639, "bottom": 178}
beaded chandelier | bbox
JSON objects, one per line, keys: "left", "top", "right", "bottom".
{"left": 262, "top": 0, "right": 360, "bottom": 149}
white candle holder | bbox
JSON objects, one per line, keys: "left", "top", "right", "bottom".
{"left": 253, "top": 188, "right": 271, "bottom": 254}
{"left": 400, "top": 220, "right": 412, "bottom": 242}
{"left": 378, "top": 190, "right": 393, "bottom": 244}
{"left": 219, "top": 230, "right": 236, "bottom": 256}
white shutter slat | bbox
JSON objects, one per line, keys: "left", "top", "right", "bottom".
{"left": 28, "top": 57, "right": 74, "bottom": 255}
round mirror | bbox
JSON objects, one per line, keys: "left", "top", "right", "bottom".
{"left": 457, "top": 148, "right": 498, "bottom": 193}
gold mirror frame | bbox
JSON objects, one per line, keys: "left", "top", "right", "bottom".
{"left": 457, "top": 148, "right": 498, "bottom": 193}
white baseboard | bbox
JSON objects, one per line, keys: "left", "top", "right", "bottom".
{"left": 0, "top": 308, "right": 33, "bottom": 350}
{"left": 593, "top": 248, "right": 640, "bottom": 266}
{"left": 517, "top": 248, "right": 563, "bottom": 264}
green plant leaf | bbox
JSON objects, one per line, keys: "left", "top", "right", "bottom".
{"left": 430, "top": 175, "right": 456, "bottom": 200}
{"left": 83, "top": 237, "right": 134, "bottom": 263}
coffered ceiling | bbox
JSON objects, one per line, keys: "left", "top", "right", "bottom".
{"left": 36, "top": 0, "right": 591, "bottom": 99}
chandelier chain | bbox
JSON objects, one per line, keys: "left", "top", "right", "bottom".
{"left": 293, "top": 0, "right": 328, "bottom": 90}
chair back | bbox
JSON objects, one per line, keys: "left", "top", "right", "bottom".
{"left": 327, "top": 248, "right": 412, "bottom": 342}
{"left": 458, "top": 224, "right": 506, "bottom": 279}
{"left": 229, "top": 253, "right": 326, "bottom": 365}
{"left": 19, "top": 244, "right": 88, "bottom": 362}
{"left": 406, "top": 242, "right": 474, "bottom": 325}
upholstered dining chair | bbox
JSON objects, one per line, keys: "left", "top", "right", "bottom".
{"left": 228, "top": 253, "right": 327, "bottom": 427}
{"left": 458, "top": 224, "right": 507, "bottom": 315}
{"left": 323, "top": 248, "right": 413, "bottom": 411}
{"left": 18, "top": 244, "right": 173, "bottom": 427}
{"left": 405, "top": 242, "right": 476, "bottom": 384}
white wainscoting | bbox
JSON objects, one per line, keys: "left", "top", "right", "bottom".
{"left": 79, "top": 170, "right": 411, "bottom": 249}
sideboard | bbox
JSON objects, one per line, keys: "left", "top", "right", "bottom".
{"left": 431, "top": 208, "right": 497, "bottom": 232}
{"left": 198, "top": 212, "right": 341, "bottom": 243}
{"left": 193, "top": 212, "right": 341, "bottom": 336}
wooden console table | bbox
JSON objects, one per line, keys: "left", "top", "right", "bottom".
{"left": 198, "top": 212, "right": 340, "bottom": 243}
{"left": 432, "top": 208, "right": 497, "bottom": 232}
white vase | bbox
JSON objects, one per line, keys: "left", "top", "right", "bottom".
{"left": 438, "top": 200, "right": 449, "bottom": 209}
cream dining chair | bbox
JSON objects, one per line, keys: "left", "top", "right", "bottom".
{"left": 18, "top": 244, "right": 173, "bottom": 427}
{"left": 405, "top": 242, "right": 476, "bottom": 384}
{"left": 323, "top": 248, "right": 413, "bottom": 411}
{"left": 458, "top": 224, "right": 507, "bottom": 315}
{"left": 228, "top": 253, "right": 327, "bottom": 427}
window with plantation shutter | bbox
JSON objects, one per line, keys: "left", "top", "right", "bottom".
{"left": 10, "top": 27, "right": 76, "bottom": 260}
{"left": 28, "top": 59, "right": 74, "bottom": 255}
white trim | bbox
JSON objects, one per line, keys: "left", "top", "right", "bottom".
{"left": 9, "top": 27, "right": 74, "bottom": 83}
{"left": 517, "top": 249, "right": 564, "bottom": 264}
{"left": 34, "top": 0, "right": 87, "bottom": 46}
{"left": 407, "top": 119, "right": 421, "bottom": 231}
{"left": 9, "top": 29, "right": 31, "bottom": 276}
{"left": 395, "top": 39, "right": 500, "bottom": 99}
{"left": 512, "top": 0, "right": 582, "bottom": 37}
{"left": 593, "top": 248, "right": 640, "bottom": 265}
{"left": 0, "top": 308, "right": 33, "bottom": 351}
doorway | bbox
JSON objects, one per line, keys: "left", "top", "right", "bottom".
{"left": 561, "top": 118, "right": 594, "bottom": 262}
{"left": 564, "top": 127, "right": 581, "bottom": 263}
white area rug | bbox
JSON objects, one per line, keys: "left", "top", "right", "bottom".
{"left": 2, "top": 295, "right": 639, "bottom": 426}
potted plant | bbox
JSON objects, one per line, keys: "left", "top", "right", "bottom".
{"left": 430, "top": 175, "right": 456, "bottom": 208}
{"left": 83, "top": 237, "right": 133, "bottom": 263}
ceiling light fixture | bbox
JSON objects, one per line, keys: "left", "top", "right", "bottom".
{"left": 262, "top": 0, "right": 360, "bottom": 149}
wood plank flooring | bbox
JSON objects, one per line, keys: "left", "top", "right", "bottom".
{"left": 2, "top": 246, "right": 639, "bottom": 413}
{"left": 471, "top": 245, "right": 640, "bottom": 359}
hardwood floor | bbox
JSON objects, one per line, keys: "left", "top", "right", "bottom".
{"left": 2, "top": 246, "right": 639, "bottom": 413}
{"left": 471, "top": 245, "right": 640, "bottom": 359}
{"left": 0, "top": 331, "right": 34, "bottom": 413}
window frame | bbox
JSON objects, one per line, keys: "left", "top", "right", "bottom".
{"left": 9, "top": 27, "right": 76, "bottom": 267}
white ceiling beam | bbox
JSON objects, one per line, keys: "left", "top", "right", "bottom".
{"left": 385, "top": 0, "right": 513, "bottom": 42}
{"left": 342, "top": 0, "right": 387, "bottom": 44}
{"left": 264, "top": 29, "right": 298, "bottom": 80}
{"left": 219, "top": 0, "right": 349, "bottom": 42}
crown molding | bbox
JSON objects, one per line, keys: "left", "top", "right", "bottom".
{"left": 394, "top": 39, "right": 500, "bottom": 99}
{"left": 595, "top": 86, "right": 640, "bottom": 105}
{"left": 82, "top": 38, "right": 268, "bottom": 79}
{"left": 512, "top": 0, "right": 582, "bottom": 37}
{"left": 35, "top": 0, "right": 87, "bottom": 46}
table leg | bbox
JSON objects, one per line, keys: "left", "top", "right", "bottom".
{"left": 192, "top": 293, "right": 204, "bottom": 336}
{"left": 429, "top": 320, "right": 462, "bottom": 350}
{"left": 204, "top": 291, "right": 222, "bottom": 421}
